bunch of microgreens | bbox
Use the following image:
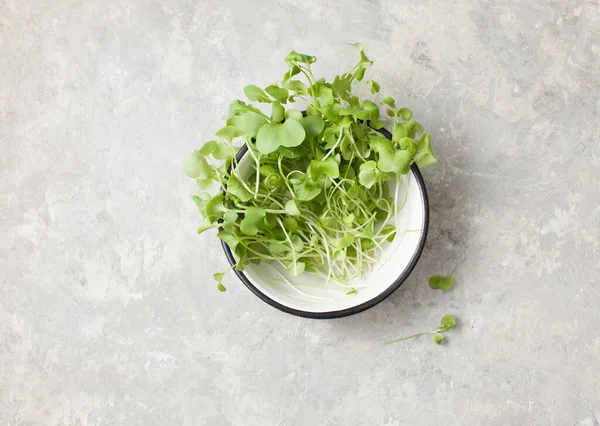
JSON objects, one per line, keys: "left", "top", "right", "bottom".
{"left": 183, "top": 44, "right": 437, "bottom": 293}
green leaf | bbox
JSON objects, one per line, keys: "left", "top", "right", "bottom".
{"left": 433, "top": 334, "right": 445, "bottom": 344}
{"left": 415, "top": 133, "right": 437, "bottom": 168}
{"left": 332, "top": 75, "right": 351, "bottom": 96}
{"left": 196, "top": 178, "right": 214, "bottom": 190}
{"left": 354, "top": 109, "right": 371, "bottom": 121}
{"left": 191, "top": 192, "right": 211, "bottom": 215}
{"left": 322, "top": 102, "right": 342, "bottom": 123}
{"left": 268, "top": 241, "right": 289, "bottom": 254}
{"left": 397, "top": 137, "right": 418, "bottom": 156}
{"left": 214, "top": 271, "right": 226, "bottom": 292}
{"left": 402, "top": 120, "right": 418, "bottom": 138}
{"left": 283, "top": 217, "right": 298, "bottom": 233}
{"left": 367, "top": 80, "right": 380, "bottom": 94}
{"left": 265, "top": 174, "right": 283, "bottom": 189}
{"left": 308, "top": 158, "right": 340, "bottom": 180}
{"left": 370, "top": 119, "right": 386, "bottom": 130}
{"left": 226, "top": 173, "right": 253, "bottom": 202}
{"left": 392, "top": 123, "right": 407, "bottom": 141}
{"left": 393, "top": 150, "right": 412, "bottom": 175}
{"left": 291, "top": 235, "right": 304, "bottom": 252}
{"left": 339, "top": 116, "right": 354, "bottom": 128}
{"left": 183, "top": 153, "right": 211, "bottom": 179}
{"left": 285, "top": 199, "right": 301, "bottom": 216}
{"left": 360, "top": 160, "right": 377, "bottom": 171}
{"left": 259, "top": 165, "right": 278, "bottom": 176}
{"left": 355, "top": 67, "right": 367, "bottom": 81}
{"left": 228, "top": 100, "right": 247, "bottom": 117}
{"left": 358, "top": 169, "right": 377, "bottom": 189}
{"left": 205, "top": 193, "right": 227, "bottom": 221}
{"left": 215, "top": 126, "right": 243, "bottom": 141}
{"left": 399, "top": 108, "right": 413, "bottom": 121}
{"left": 271, "top": 101, "right": 285, "bottom": 122}
{"left": 245, "top": 112, "right": 268, "bottom": 138}
{"left": 283, "top": 65, "right": 300, "bottom": 82}
{"left": 196, "top": 176, "right": 217, "bottom": 191}
{"left": 323, "top": 126, "right": 339, "bottom": 149}
{"left": 317, "top": 85, "right": 334, "bottom": 106}
{"left": 370, "top": 136, "right": 395, "bottom": 172}
{"left": 212, "top": 141, "right": 236, "bottom": 160}
{"left": 223, "top": 210, "right": 238, "bottom": 222}
{"left": 381, "top": 97, "right": 396, "bottom": 108}
{"left": 438, "top": 315, "right": 457, "bottom": 331}
{"left": 265, "top": 85, "right": 289, "bottom": 103}
{"left": 336, "top": 233, "right": 355, "bottom": 249}
{"left": 342, "top": 213, "right": 355, "bottom": 225}
{"left": 293, "top": 179, "right": 321, "bottom": 201}
{"left": 302, "top": 115, "right": 325, "bottom": 139}
{"left": 362, "top": 100, "right": 380, "bottom": 120}
{"left": 244, "top": 85, "right": 271, "bottom": 103}
{"left": 217, "top": 230, "right": 240, "bottom": 253}
{"left": 349, "top": 43, "right": 373, "bottom": 76}
{"left": 340, "top": 164, "right": 356, "bottom": 179}
{"left": 240, "top": 206, "right": 266, "bottom": 236}
{"left": 381, "top": 224, "right": 396, "bottom": 242}
{"left": 376, "top": 151, "right": 395, "bottom": 173}
{"left": 358, "top": 51, "right": 372, "bottom": 68}
{"left": 285, "top": 109, "right": 304, "bottom": 121}
{"left": 226, "top": 114, "right": 247, "bottom": 134}
{"left": 197, "top": 217, "right": 216, "bottom": 235}
{"left": 282, "top": 80, "right": 308, "bottom": 95}
{"left": 358, "top": 160, "right": 378, "bottom": 188}
{"left": 428, "top": 274, "right": 454, "bottom": 291}
{"left": 371, "top": 136, "right": 411, "bottom": 174}
{"left": 198, "top": 140, "right": 218, "bottom": 156}
{"left": 228, "top": 100, "right": 261, "bottom": 118}
{"left": 363, "top": 101, "right": 385, "bottom": 130}
{"left": 285, "top": 50, "right": 316, "bottom": 65}
{"left": 255, "top": 118, "right": 306, "bottom": 154}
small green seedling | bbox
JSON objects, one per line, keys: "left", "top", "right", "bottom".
{"left": 429, "top": 269, "right": 454, "bottom": 291}
{"left": 386, "top": 314, "right": 457, "bottom": 345}
{"left": 213, "top": 272, "right": 226, "bottom": 292}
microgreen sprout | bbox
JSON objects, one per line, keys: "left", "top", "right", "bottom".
{"left": 386, "top": 315, "right": 457, "bottom": 345}
{"left": 428, "top": 269, "right": 454, "bottom": 291}
{"left": 213, "top": 272, "right": 226, "bottom": 292}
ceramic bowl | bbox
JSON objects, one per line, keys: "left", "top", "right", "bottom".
{"left": 220, "top": 128, "right": 429, "bottom": 319}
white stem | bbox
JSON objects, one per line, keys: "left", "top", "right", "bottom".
{"left": 270, "top": 266, "right": 334, "bottom": 301}
{"left": 322, "top": 128, "right": 344, "bottom": 161}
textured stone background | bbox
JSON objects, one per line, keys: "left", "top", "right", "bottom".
{"left": 1, "top": 0, "right": 600, "bottom": 425}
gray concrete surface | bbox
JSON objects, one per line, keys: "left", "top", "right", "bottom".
{"left": 1, "top": 0, "right": 600, "bottom": 425}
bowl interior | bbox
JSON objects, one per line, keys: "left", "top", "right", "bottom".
{"left": 225, "top": 147, "right": 428, "bottom": 316}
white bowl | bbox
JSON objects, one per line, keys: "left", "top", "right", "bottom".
{"left": 221, "top": 128, "right": 429, "bottom": 318}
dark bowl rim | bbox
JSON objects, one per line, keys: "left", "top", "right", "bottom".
{"left": 220, "top": 127, "right": 429, "bottom": 319}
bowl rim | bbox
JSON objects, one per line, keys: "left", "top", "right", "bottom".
{"left": 220, "top": 127, "right": 430, "bottom": 319}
